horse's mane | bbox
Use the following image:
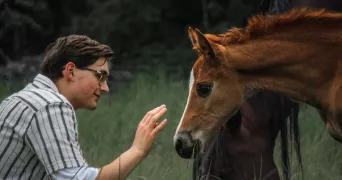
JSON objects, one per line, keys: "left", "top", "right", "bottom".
{"left": 205, "top": 8, "right": 342, "bottom": 45}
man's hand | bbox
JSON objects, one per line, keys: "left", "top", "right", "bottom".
{"left": 95, "top": 105, "right": 168, "bottom": 180}
{"left": 131, "top": 104, "right": 168, "bottom": 157}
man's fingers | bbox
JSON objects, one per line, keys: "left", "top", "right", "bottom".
{"left": 148, "top": 107, "right": 167, "bottom": 126}
{"left": 152, "top": 119, "right": 167, "bottom": 136}
{"left": 142, "top": 105, "right": 165, "bottom": 123}
{"left": 154, "top": 122, "right": 158, "bottom": 128}
{"left": 147, "top": 106, "right": 166, "bottom": 124}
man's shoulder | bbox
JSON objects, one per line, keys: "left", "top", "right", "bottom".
{"left": 9, "top": 86, "right": 72, "bottom": 112}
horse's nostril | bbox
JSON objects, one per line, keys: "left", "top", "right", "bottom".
{"left": 175, "top": 138, "right": 183, "bottom": 153}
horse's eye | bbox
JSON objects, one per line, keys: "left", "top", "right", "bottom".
{"left": 196, "top": 83, "right": 213, "bottom": 98}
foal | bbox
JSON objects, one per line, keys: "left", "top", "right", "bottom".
{"left": 174, "top": 8, "right": 342, "bottom": 158}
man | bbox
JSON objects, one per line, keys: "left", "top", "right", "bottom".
{"left": 0, "top": 35, "right": 168, "bottom": 179}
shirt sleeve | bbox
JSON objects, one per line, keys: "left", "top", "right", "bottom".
{"left": 50, "top": 166, "right": 99, "bottom": 180}
{"left": 24, "top": 102, "right": 87, "bottom": 175}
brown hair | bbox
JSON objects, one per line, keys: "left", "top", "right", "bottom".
{"left": 40, "top": 35, "right": 114, "bottom": 81}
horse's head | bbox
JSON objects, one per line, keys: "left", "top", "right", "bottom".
{"left": 173, "top": 27, "right": 246, "bottom": 158}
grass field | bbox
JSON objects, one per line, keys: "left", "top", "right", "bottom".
{"left": 1, "top": 73, "right": 342, "bottom": 180}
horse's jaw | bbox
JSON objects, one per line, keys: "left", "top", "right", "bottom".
{"left": 174, "top": 106, "right": 243, "bottom": 159}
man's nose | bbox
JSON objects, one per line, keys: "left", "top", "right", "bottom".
{"left": 100, "top": 81, "right": 110, "bottom": 93}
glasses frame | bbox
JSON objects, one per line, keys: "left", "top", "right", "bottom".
{"left": 80, "top": 67, "right": 109, "bottom": 83}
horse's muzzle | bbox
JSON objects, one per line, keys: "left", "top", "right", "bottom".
{"left": 174, "top": 131, "right": 197, "bottom": 159}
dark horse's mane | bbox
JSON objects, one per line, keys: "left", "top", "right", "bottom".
{"left": 250, "top": 92, "right": 303, "bottom": 180}
{"left": 192, "top": 0, "right": 303, "bottom": 180}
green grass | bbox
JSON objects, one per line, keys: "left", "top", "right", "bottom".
{"left": 1, "top": 73, "right": 342, "bottom": 179}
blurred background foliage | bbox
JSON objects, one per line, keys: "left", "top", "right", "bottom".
{"left": 0, "top": 0, "right": 272, "bottom": 80}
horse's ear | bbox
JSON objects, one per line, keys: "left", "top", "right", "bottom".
{"left": 188, "top": 27, "right": 199, "bottom": 51}
{"left": 193, "top": 28, "right": 216, "bottom": 58}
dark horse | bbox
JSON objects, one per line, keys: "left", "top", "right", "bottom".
{"left": 191, "top": 0, "right": 342, "bottom": 180}
{"left": 192, "top": 91, "right": 301, "bottom": 180}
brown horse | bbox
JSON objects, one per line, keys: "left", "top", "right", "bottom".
{"left": 189, "top": 1, "right": 342, "bottom": 179}
{"left": 173, "top": 7, "right": 342, "bottom": 164}
{"left": 192, "top": 91, "right": 302, "bottom": 180}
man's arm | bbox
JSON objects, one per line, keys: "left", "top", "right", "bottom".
{"left": 96, "top": 105, "right": 167, "bottom": 180}
{"left": 26, "top": 102, "right": 167, "bottom": 180}
{"left": 95, "top": 147, "right": 144, "bottom": 180}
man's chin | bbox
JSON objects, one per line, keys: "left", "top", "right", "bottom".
{"left": 90, "top": 104, "right": 97, "bottom": 110}
{"left": 85, "top": 103, "right": 97, "bottom": 110}
{"left": 89, "top": 106, "right": 97, "bottom": 110}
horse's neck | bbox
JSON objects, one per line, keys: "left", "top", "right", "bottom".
{"left": 239, "top": 68, "right": 317, "bottom": 104}
{"left": 224, "top": 38, "right": 339, "bottom": 105}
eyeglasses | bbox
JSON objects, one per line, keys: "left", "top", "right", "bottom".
{"left": 80, "top": 67, "right": 109, "bottom": 83}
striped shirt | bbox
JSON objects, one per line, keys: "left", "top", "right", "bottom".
{"left": 0, "top": 74, "right": 87, "bottom": 179}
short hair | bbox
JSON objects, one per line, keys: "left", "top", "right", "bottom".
{"left": 40, "top": 35, "right": 114, "bottom": 81}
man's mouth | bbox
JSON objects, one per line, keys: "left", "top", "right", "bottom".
{"left": 94, "top": 94, "right": 100, "bottom": 101}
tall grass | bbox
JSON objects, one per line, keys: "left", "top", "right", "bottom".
{"left": 0, "top": 73, "right": 341, "bottom": 179}
{"left": 76, "top": 73, "right": 193, "bottom": 180}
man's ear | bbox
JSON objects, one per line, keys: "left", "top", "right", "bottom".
{"left": 64, "top": 62, "right": 76, "bottom": 80}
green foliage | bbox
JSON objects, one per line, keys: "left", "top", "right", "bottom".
{"left": 0, "top": 0, "right": 264, "bottom": 75}
{"left": 0, "top": 0, "right": 48, "bottom": 59}
{"left": 62, "top": 0, "right": 201, "bottom": 70}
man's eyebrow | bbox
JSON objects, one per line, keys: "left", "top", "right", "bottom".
{"left": 94, "top": 65, "right": 109, "bottom": 75}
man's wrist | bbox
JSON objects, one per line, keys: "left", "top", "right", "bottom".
{"left": 128, "top": 147, "right": 146, "bottom": 159}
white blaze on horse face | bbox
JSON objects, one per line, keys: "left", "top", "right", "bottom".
{"left": 173, "top": 69, "right": 194, "bottom": 143}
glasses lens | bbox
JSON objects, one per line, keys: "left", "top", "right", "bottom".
{"left": 99, "top": 71, "right": 108, "bottom": 82}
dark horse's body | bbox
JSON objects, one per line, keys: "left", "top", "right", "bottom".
{"left": 193, "top": 92, "right": 301, "bottom": 180}
{"left": 192, "top": 0, "right": 342, "bottom": 180}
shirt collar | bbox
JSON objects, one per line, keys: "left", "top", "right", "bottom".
{"left": 32, "top": 74, "right": 59, "bottom": 93}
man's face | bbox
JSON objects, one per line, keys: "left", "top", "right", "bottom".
{"left": 72, "top": 57, "right": 110, "bottom": 110}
